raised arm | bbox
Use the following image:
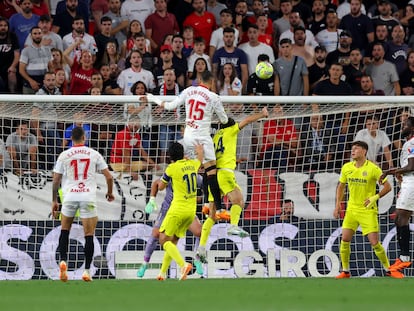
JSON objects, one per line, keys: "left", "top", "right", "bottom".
{"left": 239, "top": 107, "right": 269, "bottom": 130}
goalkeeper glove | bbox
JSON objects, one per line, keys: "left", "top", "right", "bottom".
{"left": 145, "top": 196, "right": 157, "bottom": 214}
{"left": 146, "top": 93, "right": 163, "bottom": 106}
{"left": 366, "top": 194, "right": 380, "bottom": 209}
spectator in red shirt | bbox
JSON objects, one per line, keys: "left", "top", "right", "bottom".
{"left": 260, "top": 104, "right": 299, "bottom": 170}
{"left": 64, "top": 43, "right": 97, "bottom": 94}
{"left": 183, "top": 0, "right": 216, "bottom": 47}
{"left": 110, "top": 116, "right": 157, "bottom": 179}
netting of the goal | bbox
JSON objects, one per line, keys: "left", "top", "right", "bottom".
{"left": 0, "top": 96, "right": 412, "bottom": 280}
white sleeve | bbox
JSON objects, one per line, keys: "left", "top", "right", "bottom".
{"left": 96, "top": 153, "right": 109, "bottom": 171}
{"left": 163, "top": 91, "right": 186, "bottom": 110}
{"left": 53, "top": 156, "right": 64, "bottom": 174}
{"left": 213, "top": 94, "right": 228, "bottom": 124}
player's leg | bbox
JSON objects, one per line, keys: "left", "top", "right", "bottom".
{"left": 188, "top": 216, "right": 203, "bottom": 275}
{"left": 390, "top": 185, "right": 413, "bottom": 270}
{"left": 391, "top": 209, "right": 413, "bottom": 270}
{"left": 336, "top": 228, "right": 354, "bottom": 278}
{"left": 57, "top": 202, "right": 76, "bottom": 282}
{"left": 223, "top": 174, "right": 249, "bottom": 237}
{"left": 138, "top": 210, "right": 166, "bottom": 278}
{"left": 159, "top": 212, "right": 193, "bottom": 280}
{"left": 336, "top": 210, "right": 359, "bottom": 278}
{"left": 197, "top": 202, "right": 217, "bottom": 263}
{"left": 79, "top": 202, "right": 98, "bottom": 282}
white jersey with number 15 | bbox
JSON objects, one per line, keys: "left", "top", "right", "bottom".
{"left": 163, "top": 85, "right": 228, "bottom": 137}
{"left": 53, "top": 145, "right": 108, "bottom": 202}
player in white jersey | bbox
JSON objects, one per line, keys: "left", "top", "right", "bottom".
{"left": 380, "top": 116, "right": 414, "bottom": 276}
{"left": 52, "top": 127, "right": 114, "bottom": 282}
{"left": 147, "top": 71, "right": 228, "bottom": 261}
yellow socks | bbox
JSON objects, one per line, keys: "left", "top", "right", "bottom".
{"left": 163, "top": 241, "right": 185, "bottom": 268}
{"left": 200, "top": 217, "right": 215, "bottom": 247}
{"left": 339, "top": 240, "right": 350, "bottom": 271}
{"left": 230, "top": 204, "right": 242, "bottom": 226}
{"left": 160, "top": 252, "right": 172, "bottom": 274}
{"left": 373, "top": 242, "right": 390, "bottom": 270}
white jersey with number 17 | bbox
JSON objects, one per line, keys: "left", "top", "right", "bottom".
{"left": 53, "top": 145, "right": 108, "bottom": 202}
{"left": 163, "top": 85, "right": 228, "bottom": 137}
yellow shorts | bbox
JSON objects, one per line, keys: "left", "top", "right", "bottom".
{"left": 342, "top": 208, "right": 379, "bottom": 235}
{"left": 159, "top": 208, "right": 195, "bottom": 238}
{"left": 208, "top": 168, "right": 240, "bottom": 202}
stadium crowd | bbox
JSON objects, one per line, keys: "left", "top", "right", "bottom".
{"left": 0, "top": 0, "right": 413, "bottom": 175}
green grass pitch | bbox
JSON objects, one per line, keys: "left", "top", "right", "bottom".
{"left": 0, "top": 278, "right": 412, "bottom": 311}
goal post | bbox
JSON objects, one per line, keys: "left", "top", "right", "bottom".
{"left": 0, "top": 95, "right": 412, "bottom": 279}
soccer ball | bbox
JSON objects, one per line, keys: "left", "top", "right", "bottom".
{"left": 255, "top": 62, "right": 274, "bottom": 80}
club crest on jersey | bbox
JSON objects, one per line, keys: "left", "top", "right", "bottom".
{"left": 408, "top": 148, "right": 414, "bottom": 154}
{"left": 362, "top": 171, "right": 367, "bottom": 176}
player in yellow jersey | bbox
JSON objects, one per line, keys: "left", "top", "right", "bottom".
{"left": 155, "top": 142, "right": 203, "bottom": 281}
{"left": 197, "top": 107, "right": 268, "bottom": 263}
{"left": 334, "top": 140, "right": 403, "bottom": 279}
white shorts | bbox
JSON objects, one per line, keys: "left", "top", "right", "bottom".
{"left": 61, "top": 201, "right": 98, "bottom": 218}
{"left": 396, "top": 182, "right": 414, "bottom": 212}
{"left": 183, "top": 135, "right": 216, "bottom": 163}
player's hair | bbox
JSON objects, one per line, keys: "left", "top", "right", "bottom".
{"left": 407, "top": 116, "right": 414, "bottom": 127}
{"left": 201, "top": 70, "right": 214, "bottom": 83}
{"left": 71, "top": 127, "right": 85, "bottom": 142}
{"left": 168, "top": 142, "right": 184, "bottom": 162}
{"left": 352, "top": 140, "right": 369, "bottom": 151}
{"left": 220, "top": 117, "right": 236, "bottom": 129}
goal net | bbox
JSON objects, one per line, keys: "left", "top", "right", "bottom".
{"left": 0, "top": 95, "right": 412, "bottom": 280}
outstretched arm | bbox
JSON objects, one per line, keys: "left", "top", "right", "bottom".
{"left": 381, "top": 157, "right": 414, "bottom": 182}
{"left": 146, "top": 93, "right": 183, "bottom": 111}
{"left": 239, "top": 107, "right": 269, "bottom": 130}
